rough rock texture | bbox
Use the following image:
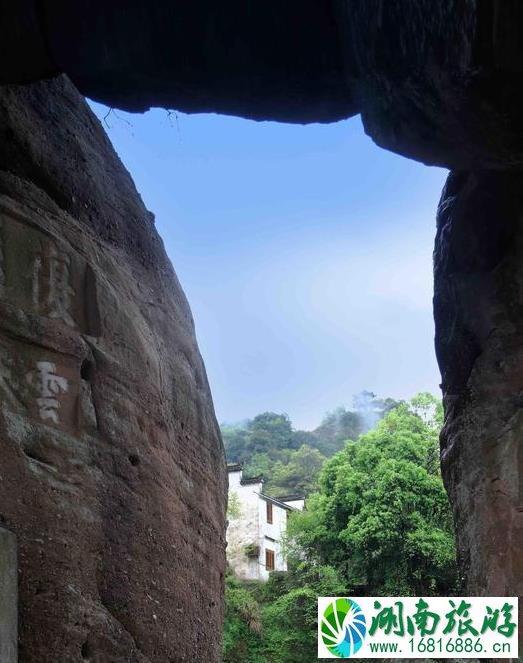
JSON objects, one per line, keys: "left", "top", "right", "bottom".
{"left": 0, "top": 527, "right": 17, "bottom": 662}
{"left": 338, "top": 0, "right": 523, "bottom": 168}
{"left": 434, "top": 170, "right": 522, "bottom": 610}
{"left": 0, "top": 0, "right": 355, "bottom": 123}
{"left": 3, "top": 2, "right": 523, "bottom": 168}
{"left": 0, "top": 2, "right": 522, "bottom": 659}
{"left": 0, "top": 76, "right": 227, "bottom": 662}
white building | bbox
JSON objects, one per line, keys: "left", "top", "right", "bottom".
{"left": 226, "top": 464, "right": 305, "bottom": 581}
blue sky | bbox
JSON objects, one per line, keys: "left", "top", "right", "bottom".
{"left": 90, "top": 103, "right": 448, "bottom": 429}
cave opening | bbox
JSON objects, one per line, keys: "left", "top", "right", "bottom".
{"left": 0, "top": 2, "right": 521, "bottom": 660}
{"left": 89, "top": 102, "right": 463, "bottom": 650}
{"left": 91, "top": 104, "right": 447, "bottom": 433}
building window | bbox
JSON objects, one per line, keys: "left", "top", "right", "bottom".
{"left": 266, "top": 501, "right": 273, "bottom": 524}
{"left": 265, "top": 548, "right": 275, "bottom": 571}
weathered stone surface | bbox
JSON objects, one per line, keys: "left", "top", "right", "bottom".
{"left": 338, "top": 0, "right": 523, "bottom": 168}
{"left": 0, "top": 0, "right": 355, "bottom": 124}
{"left": 2, "top": 2, "right": 523, "bottom": 169}
{"left": 0, "top": 527, "right": 17, "bottom": 663}
{"left": 434, "top": 170, "right": 523, "bottom": 615}
{"left": 0, "top": 76, "right": 227, "bottom": 662}
{"left": 0, "top": 3, "right": 522, "bottom": 658}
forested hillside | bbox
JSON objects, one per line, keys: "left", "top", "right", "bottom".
{"left": 223, "top": 394, "right": 459, "bottom": 663}
{"left": 221, "top": 391, "right": 401, "bottom": 496}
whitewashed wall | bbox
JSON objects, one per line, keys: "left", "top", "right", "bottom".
{"left": 226, "top": 470, "right": 263, "bottom": 580}
{"left": 283, "top": 498, "right": 305, "bottom": 511}
{"left": 227, "top": 470, "right": 303, "bottom": 581}
{"left": 258, "top": 498, "right": 288, "bottom": 580}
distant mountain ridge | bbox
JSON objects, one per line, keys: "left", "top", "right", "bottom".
{"left": 221, "top": 392, "right": 401, "bottom": 496}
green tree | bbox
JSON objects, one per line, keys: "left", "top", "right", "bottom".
{"left": 268, "top": 445, "right": 326, "bottom": 497}
{"left": 290, "top": 429, "right": 317, "bottom": 448}
{"left": 223, "top": 573, "right": 264, "bottom": 663}
{"left": 223, "top": 562, "right": 346, "bottom": 663}
{"left": 227, "top": 491, "right": 242, "bottom": 520}
{"left": 261, "top": 587, "right": 319, "bottom": 663}
{"left": 260, "top": 562, "right": 347, "bottom": 663}
{"left": 247, "top": 412, "right": 295, "bottom": 454}
{"left": 223, "top": 413, "right": 324, "bottom": 496}
{"left": 288, "top": 395, "right": 458, "bottom": 596}
{"left": 312, "top": 406, "right": 363, "bottom": 456}
{"left": 223, "top": 412, "right": 296, "bottom": 465}
{"left": 243, "top": 452, "right": 273, "bottom": 479}
{"left": 224, "top": 394, "right": 459, "bottom": 662}
{"left": 222, "top": 424, "right": 250, "bottom": 463}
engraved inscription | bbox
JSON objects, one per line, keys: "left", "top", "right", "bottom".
{"left": 0, "top": 211, "right": 102, "bottom": 335}
{"left": 27, "top": 361, "right": 68, "bottom": 424}
{"left": 32, "top": 242, "right": 75, "bottom": 327}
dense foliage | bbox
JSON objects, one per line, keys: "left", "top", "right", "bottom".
{"left": 224, "top": 563, "right": 347, "bottom": 663}
{"left": 222, "top": 410, "right": 327, "bottom": 496}
{"left": 221, "top": 392, "right": 401, "bottom": 496}
{"left": 223, "top": 574, "right": 264, "bottom": 663}
{"left": 223, "top": 394, "right": 458, "bottom": 663}
{"left": 245, "top": 444, "right": 326, "bottom": 496}
{"left": 221, "top": 412, "right": 297, "bottom": 464}
{"left": 287, "top": 394, "right": 457, "bottom": 596}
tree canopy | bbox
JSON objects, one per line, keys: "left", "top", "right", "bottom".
{"left": 221, "top": 392, "right": 403, "bottom": 496}
{"left": 223, "top": 393, "right": 458, "bottom": 663}
{"left": 287, "top": 394, "right": 456, "bottom": 596}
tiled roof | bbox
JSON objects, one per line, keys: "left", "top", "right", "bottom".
{"left": 275, "top": 494, "right": 305, "bottom": 503}
{"left": 240, "top": 475, "right": 263, "bottom": 485}
{"left": 259, "top": 493, "right": 296, "bottom": 511}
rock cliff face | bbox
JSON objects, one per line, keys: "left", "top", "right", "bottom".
{"left": 434, "top": 172, "right": 523, "bottom": 601}
{"left": 337, "top": 0, "right": 523, "bottom": 168}
{"left": 0, "top": 76, "right": 226, "bottom": 662}
{"left": 0, "top": 2, "right": 522, "bottom": 660}
{"left": 3, "top": 1, "right": 523, "bottom": 168}
{"left": 0, "top": 0, "right": 355, "bottom": 123}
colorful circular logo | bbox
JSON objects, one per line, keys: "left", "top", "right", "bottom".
{"left": 320, "top": 598, "right": 367, "bottom": 658}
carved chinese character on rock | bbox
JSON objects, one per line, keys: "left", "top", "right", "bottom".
{"left": 0, "top": 213, "right": 102, "bottom": 335}
{"left": 32, "top": 241, "right": 75, "bottom": 327}
{"left": 27, "top": 361, "right": 69, "bottom": 425}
